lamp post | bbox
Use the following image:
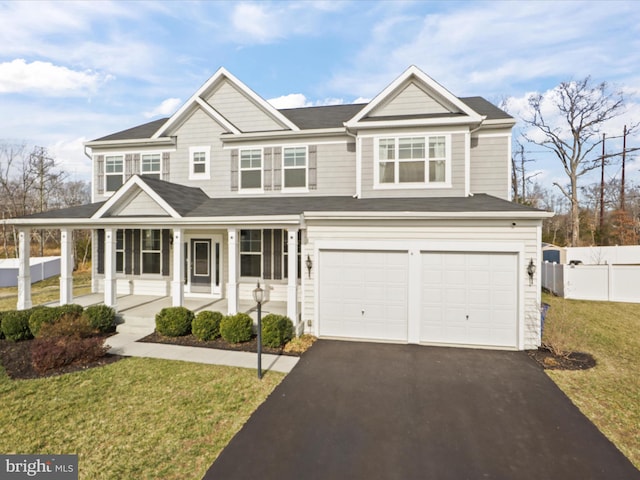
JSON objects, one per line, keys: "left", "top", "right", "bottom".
{"left": 252, "top": 281, "right": 264, "bottom": 379}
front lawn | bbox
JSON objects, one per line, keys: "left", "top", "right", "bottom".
{"left": 542, "top": 293, "right": 640, "bottom": 469}
{"left": 0, "top": 357, "right": 283, "bottom": 479}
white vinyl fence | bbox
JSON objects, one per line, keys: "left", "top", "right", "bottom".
{"left": 542, "top": 261, "right": 640, "bottom": 303}
{"left": 0, "top": 256, "right": 61, "bottom": 287}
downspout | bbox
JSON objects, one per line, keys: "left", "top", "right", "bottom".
{"left": 344, "top": 126, "right": 360, "bottom": 198}
{"left": 466, "top": 116, "right": 487, "bottom": 197}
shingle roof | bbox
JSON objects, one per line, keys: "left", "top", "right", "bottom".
{"left": 92, "top": 118, "right": 169, "bottom": 142}
{"left": 278, "top": 104, "right": 366, "bottom": 129}
{"left": 129, "top": 176, "right": 209, "bottom": 217}
{"left": 20, "top": 202, "right": 106, "bottom": 219}
{"left": 460, "top": 97, "right": 513, "bottom": 120}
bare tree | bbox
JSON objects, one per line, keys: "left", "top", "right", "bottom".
{"left": 524, "top": 77, "right": 626, "bottom": 246}
{"left": 511, "top": 140, "right": 540, "bottom": 204}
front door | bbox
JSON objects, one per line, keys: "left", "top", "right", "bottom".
{"left": 190, "top": 239, "right": 211, "bottom": 293}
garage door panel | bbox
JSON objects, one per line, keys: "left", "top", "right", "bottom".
{"left": 319, "top": 250, "right": 408, "bottom": 342}
{"left": 420, "top": 252, "right": 517, "bottom": 348}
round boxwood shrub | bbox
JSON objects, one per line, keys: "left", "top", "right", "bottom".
{"left": 83, "top": 305, "right": 116, "bottom": 333}
{"left": 155, "top": 307, "right": 194, "bottom": 337}
{"left": 192, "top": 310, "right": 223, "bottom": 341}
{"left": 28, "top": 306, "right": 59, "bottom": 337}
{"left": 261, "top": 314, "right": 294, "bottom": 348}
{"left": 220, "top": 313, "right": 253, "bottom": 344}
{"left": 56, "top": 303, "right": 84, "bottom": 318}
{"left": 1, "top": 310, "right": 33, "bottom": 341}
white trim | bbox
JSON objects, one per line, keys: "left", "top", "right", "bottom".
{"left": 239, "top": 147, "right": 264, "bottom": 192}
{"left": 507, "top": 134, "right": 513, "bottom": 202}
{"left": 221, "top": 138, "right": 347, "bottom": 150}
{"left": 195, "top": 97, "right": 240, "bottom": 134}
{"left": 221, "top": 128, "right": 345, "bottom": 143}
{"left": 92, "top": 176, "right": 182, "bottom": 219}
{"left": 359, "top": 126, "right": 468, "bottom": 139}
{"left": 282, "top": 145, "right": 309, "bottom": 191}
{"left": 473, "top": 132, "right": 513, "bottom": 138}
{"left": 154, "top": 67, "right": 299, "bottom": 139}
{"left": 465, "top": 131, "right": 471, "bottom": 196}
{"left": 104, "top": 154, "right": 125, "bottom": 193}
{"left": 188, "top": 146, "right": 211, "bottom": 180}
{"left": 355, "top": 136, "right": 362, "bottom": 198}
{"left": 346, "top": 65, "right": 483, "bottom": 127}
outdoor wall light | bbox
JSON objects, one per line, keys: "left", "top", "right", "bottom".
{"left": 305, "top": 255, "right": 313, "bottom": 278}
{"left": 527, "top": 258, "right": 536, "bottom": 286}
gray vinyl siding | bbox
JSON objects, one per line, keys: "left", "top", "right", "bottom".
{"left": 370, "top": 82, "right": 452, "bottom": 117}
{"left": 359, "top": 133, "right": 466, "bottom": 198}
{"left": 113, "top": 191, "right": 170, "bottom": 216}
{"left": 205, "top": 81, "right": 286, "bottom": 133}
{"left": 470, "top": 134, "right": 510, "bottom": 200}
{"left": 314, "top": 142, "right": 356, "bottom": 195}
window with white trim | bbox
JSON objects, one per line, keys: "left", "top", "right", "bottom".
{"left": 240, "top": 149, "right": 262, "bottom": 189}
{"left": 240, "top": 229, "right": 261, "bottom": 277}
{"left": 376, "top": 135, "right": 449, "bottom": 186}
{"left": 116, "top": 229, "right": 125, "bottom": 273}
{"left": 189, "top": 146, "right": 210, "bottom": 179}
{"left": 141, "top": 229, "right": 162, "bottom": 274}
{"left": 105, "top": 155, "right": 124, "bottom": 192}
{"left": 141, "top": 153, "right": 161, "bottom": 179}
{"left": 283, "top": 146, "right": 307, "bottom": 188}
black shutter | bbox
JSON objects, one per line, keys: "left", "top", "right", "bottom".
{"left": 308, "top": 145, "right": 317, "bottom": 190}
{"left": 97, "top": 229, "right": 105, "bottom": 274}
{"left": 263, "top": 229, "right": 272, "bottom": 280}
{"left": 125, "top": 229, "right": 133, "bottom": 274}
{"left": 133, "top": 229, "right": 141, "bottom": 275}
{"left": 161, "top": 229, "right": 170, "bottom": 276}
{"left": 230, "top": 149, "right": 239, "bottom": 191}
{"left": 273, "top": 229, "right": 282, "bottom": 280}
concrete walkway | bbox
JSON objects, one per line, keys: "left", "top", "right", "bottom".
{"left": 106, "top": 331, "right": 299, "bottom": 374}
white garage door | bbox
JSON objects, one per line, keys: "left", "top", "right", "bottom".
{"left": 318, "top": 250, "right": 408, "bottom": 342}
{"left": 420, "top": 252, "right": 518, "bottom": 348}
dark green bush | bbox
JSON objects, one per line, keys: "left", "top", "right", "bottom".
{"left": 38, "top": 314, "right": 97, "bottom": 339}
{"left": 220, "top": 313, "right": 253, "bottom": 343}
{"left": 28, "top": 307, "right": 59, "bottom": 337}
{"left": 83, "top": 305, "right": 116, "bottom": 333}
{"left": 261, "top": 314, "right": 294, "bottom": 348}
{"left": 155, "top": 307, "right": 194, "bottom": 337}
{"left": 1, "top": 310, "right": 33, "bottom": 341}
{"left": 192, "top": 311, "right": 223, "bottom": 341}
{"left": 56, "top": 303, "right": 84, "bottom": 318}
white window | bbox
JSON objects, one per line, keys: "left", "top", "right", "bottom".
{"left": 189, "top": 146, "right": 210, "bottom": 180}
{"left": 141, "top": 229, "right": 162, "bottom": 274}
{"left": 240, "top": 229, "right": 262, "bottom": 277}
{"left": 141, "top": 154, "right": 161, "bottom": 179}
{"left": 376, "top": 135, "right": 450, "bottom": 187}
{"left": 283, "top": 146, "right": 307, "bottom": 189}
{"left": 105, "top": 155, "right": 124, "bottom": 192}
{"left": 240, "top": 149, "right": 262, "bottom": 190}
{"left": 116, "top": 229, "right": 125, "bottom": 273}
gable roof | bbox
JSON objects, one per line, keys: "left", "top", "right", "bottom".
{"left": 93, "top": 118, "right": 169, "bottom": 142}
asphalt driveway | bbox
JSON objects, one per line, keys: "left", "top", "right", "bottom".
{"left": 203, "top": 340, "right": 640, "bottom": 480}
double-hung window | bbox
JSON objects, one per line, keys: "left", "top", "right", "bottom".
{"left": 240, "top": 230, "right": 262, "bottom": 277}
{"left": 240, "top": 149, "right": 262, "bottom": 190}
{"left": 105, "top": 155, "right": 124, "bottom": 192}
{"left": 189, "top": 146, "right": 210, "bottom": 179}
{"left": 141, "top": 153, "right": 161, "bottom": 179}
{"left": 283, "top": 147, "right": 307, "bottom": 189}
{"left": 115, "top": 229, "right": 125, "bottom": 273}
{"left": 141, "top": 229, "right": 162, "bottom": 274}
{"left": 377, "top": 135, "right": 449, "bottom": 186}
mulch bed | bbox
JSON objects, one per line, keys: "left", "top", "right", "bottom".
{"left": 138, "top": 331, "right": 299, "bottom": 356}
{"left": 0, "top": 336, "right": 123, "bottom": 380}
{"left": 528, "top": 346, "right": 596, "bottom": 370}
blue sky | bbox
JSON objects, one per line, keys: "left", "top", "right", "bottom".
{"left": 1, "top": 0, "right": 639, "bottom": 194}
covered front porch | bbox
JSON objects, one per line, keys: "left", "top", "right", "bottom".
{"left": 47, "top": 292, "right": 288, "bottom": 334}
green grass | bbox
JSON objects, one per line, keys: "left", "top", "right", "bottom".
{"left": 0, "top": 357, "right": 284, "bottom": 479}
{"left": 542, "top": 293, "right": 640, "bottom": 469}
{"left": 0, "top": 270, "right": 92, "bottom": 311}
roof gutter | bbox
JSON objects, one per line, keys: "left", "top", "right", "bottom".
{"left": 84, "top": 137, "right": 177, "bottom": 148}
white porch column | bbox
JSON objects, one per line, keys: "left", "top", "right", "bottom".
{"left": 171, "top": 228, "right": 184, "bottom": 307}
{"left": 227, "top": 228, "right": 239, "bottom": 314}
{"left": 59, "top": 228, "right": 74, "bottom": 305}
{"left": 287, "top": 228, "right": 299, "bottom": 325}
{"left": 103, "top": 227, "right": 117, "bottom": 310}
{"left": 17, "top": 228, "right": 32, "bottom": 310}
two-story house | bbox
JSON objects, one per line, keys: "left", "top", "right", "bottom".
{"left": 9, "top": 66, "right": 551, "bottom": 350}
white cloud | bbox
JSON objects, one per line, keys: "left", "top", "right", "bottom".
{"left": 231, "top": 3, "right": 283, "bottom": 43}
{"left": 268, "top": 93, "right": 311, "bottom": 109}
{"left": 0, "top": 59, "right": 108, "bottom": 95}
{"left": 48, "top": 137, "right": 92, "bottom": 181}
{"left": 144, "top": 98, "right": 182, "bottom": 118}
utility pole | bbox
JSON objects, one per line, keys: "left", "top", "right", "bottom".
{"left": 621, "top": 125, "right": 627, "bottom": 211}
{"left": 599, "top": 133, "right": 606, "bottom": 232}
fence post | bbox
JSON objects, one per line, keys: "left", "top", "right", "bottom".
{"left": 608, "top": 263, "right": 613, "bottom": 301}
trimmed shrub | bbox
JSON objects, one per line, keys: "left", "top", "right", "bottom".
{"left": 38, "top": 314, "right": 97, "bottom": 339}
{"left": 1, "top": 310, "right": 33, "bottom": 341}
{"left": 83, "top": 305, "right": 116, "bottom": 333}
{"left": 192, "top": 311, "right": 223, "bottom": 341}
{"left": 155, "top": 307, "right": 194, "bottom": 337}
{"left": 31, "top": 336, "right": 109, "bottom": 374}
{"left": 56, "top": 303, "right": 84, "bottom": 318}
{"left": 28, "top": 307, "right": 59, "bottom": 337}
{"left": 220, "top": 313, "right": 253, "bottom": 344}
{"left": 261, "top": 314, "right": 294, "bottom": 348}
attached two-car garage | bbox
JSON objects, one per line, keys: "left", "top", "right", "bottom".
{"left": 318, "top": 249, "right": 519, "bottom": 349}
